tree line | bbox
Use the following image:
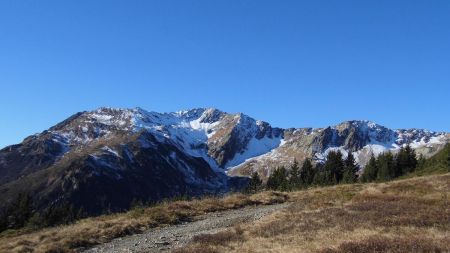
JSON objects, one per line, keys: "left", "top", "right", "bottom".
{"left": 2, "top": 144, "right": 446, "bottom": 233}
{"left": 361, "top": 145, "right": 418, "bottom": 182}
{"left": 245, "top": 145, "right": 422, "bottom": 193}
{"left": 0, "top": 194, "right": 83, "bottom": 233}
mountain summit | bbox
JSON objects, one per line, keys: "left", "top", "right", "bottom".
{"left": 0, "top": 107, "right": 448, "bottom": 214}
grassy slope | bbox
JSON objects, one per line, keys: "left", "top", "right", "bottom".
{"left": 1, "top": 146, "right": 449, "bottom": 253}
{"left": 176, "top": 173, "right": 450, "bottom": 253}
{"left": 0, "top": 192, "right": 288, "bottom": 253}
{"left": 406, "top": 143, "right": 450, "bottom": 177}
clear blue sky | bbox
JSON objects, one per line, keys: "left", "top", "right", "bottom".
{"left": 1, "top": 1, "right": 449, "bottom": 148}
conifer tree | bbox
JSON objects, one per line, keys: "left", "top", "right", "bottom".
{"left": 266, "top": 166, "right": 288, "bottom": 191}
{"left": 361, "top": 155, "right": 378, "bottom": 182}
{"left": 288, "top": 159, "right": 302, "bottom": 189}
{"left": 405, "top": 145, "right": 418, "bottom": 173}
{"left": 447, "top": 151, "right": 450, "bottom": 171}
{"left": 245, "top": 171, "right": 263, "bottom": 194}
{"left": 396, "top": 145, "right": 417, "bottom": 176}
{"left": 312, "top": 167, "right": 327, "bottom": 186}
{"left": 416, "top": 154, "right": 426, "bottom": 170}
{"left": 300, "top": 158, "right": 315, "bottom": 186}
{"left": 444, "top": 144, "right": 450, "bottom": 171}
{"left": 395, "top": 146, "right": 407, "bottom": 176}
{"left": 376, "top": 152, "right": 395, "bottom": 181}
{"left": 342, "top": 152, "right": 359, "bottom": 183}
{"left": 323, "top": 150, "right": 345, "bottom": 184}
{"left": 9, "top": 193, "right": 33, "bottom": 229}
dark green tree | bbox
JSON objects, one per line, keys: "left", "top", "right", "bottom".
{"left": 40, "top": 203, "right": 77, "bottom": 227}
{"left": 245, "top": 171, "right": 263, "bottom": 194}
{"left": 266, "top": 166, "right": 288, "bottom": 191}
{"left": 9, "top": 193, "right": 33, "bottom": 229}
{"left": 361, "top": 155, "right": 378, "bottom": 182}
{"left": 300, "top": 158, "right": 315, "bottom": 186}
{"left": 416, "top": 154, "right": 426, "bottom": 170}
{"left": 396, "top": 145, "right": 417, "bottom": 176}
{"left": 323, "top": 150, "right": 345, "bottom": 184}
{"left": 395, "top": 146, "right": 408, "bottom": 176}
{"left": 376, "top": 152, "right": 395, "bottom": 181}
{"left": 342, "top": 152, "right": 359, "bottom": 183}
{"left": 288, "top": 159, "right": 302, "bottom": 189}
{"left": 447, "top": 150, "right": 450, "bottom": 171}
{"left": 405, "top": 145, "right": 418, "bottom": 173}
{"left": 312, "top": 163, "right": 332, "bottom": 186}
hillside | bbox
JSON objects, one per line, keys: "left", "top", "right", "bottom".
{"left": 177, "top": 173, "right": 450, "bottom": 253}
{"left": 0, "top": 107, "right": 448, "bottom": 218}
{"left": 0, "top": 171, "right": 448, "bottom": 252}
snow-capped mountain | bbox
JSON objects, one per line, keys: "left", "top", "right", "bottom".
{"left": 0, "top": 107, "right": 447, "bottom": 214}
{"left": 228, "top": 120, "right": 448, "bottom": 178}
{"left": 47, "top": 107, "right": 283, "bottom": 171}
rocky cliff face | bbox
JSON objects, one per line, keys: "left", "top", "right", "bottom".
{"left": 228, "top": 120, "right": 449, "bottom": 177}
{"left": 0, "top": 108, "right": 447, "bottom": 214}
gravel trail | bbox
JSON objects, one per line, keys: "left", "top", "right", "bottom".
{"left": 84, "top": 203, "right": 289, "bottom": 253}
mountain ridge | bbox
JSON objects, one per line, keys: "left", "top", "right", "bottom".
{"left": 0, "top": 107, "right": 448, "bottom": 215}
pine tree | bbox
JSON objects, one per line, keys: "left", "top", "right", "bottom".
{"left": 444, "top": 144, "right": 450, "bottom": 171}
{"left": 376, "top": 152, "right": 395, "bottom": 181}
{"left": 288, "top": 159, "right": 302, "bottom": 189}
{"left": 416, "top": 154, "right": 426, "bottom": 170}
{"left": 396, "top": 145, "right": 417, "bottom": 176}
{"left": 447, "top": 151, "right": 450, "bottom": 171}
{"left": 245, "top": 171, "right": 263, "bottom": 194}
{"left": 361, "top": 155, "right": 378, "bottom": 182}
{"left": 405, "top": 145, "right": 418, "bottom": 173}
{"left": 300, "top": 158, "right": 315, "bottom": 186}
{"left": 266, "top": 166, "right": 288, "bottom": 191}
{"left": 312, "top": 166, "right": 327, "bottom": 186}
{"left": 395, "top": 146, "right": 408, "bottom": 177}
{"left": 342, "top": 152, "right": 359, "bottom": 183}
{"left": 323, "top": 151, "right": 345, "bottom": 184}
{"left": 8, "top": 193, "right": 33, "bottom": 229}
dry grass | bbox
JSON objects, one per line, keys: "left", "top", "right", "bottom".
{"left": 320, "top": 235, "right": 449, "bottom": 253}
{"left": 0, "top": 191, "right": 287, "bottom": 253}
{"left": 178, "top": 173, "right": 450, "bottom": 253}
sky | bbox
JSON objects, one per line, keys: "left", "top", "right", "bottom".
{"left": 0, "top": 0, "right": 449, "bottom": 148}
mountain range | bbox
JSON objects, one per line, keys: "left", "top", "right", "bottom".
{"left": 0, "top": 107, "right": 448, "bottom": 214}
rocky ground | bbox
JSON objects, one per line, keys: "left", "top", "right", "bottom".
{"left": 84, "top": 203, "right": 289, "bottom": 253}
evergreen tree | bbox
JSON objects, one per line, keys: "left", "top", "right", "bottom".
{"left": 266, "top": 166, "right": 288, "bottom": 191}
{"left": 312, "top": 168, "right": 326, "bottom": 186}
{"left": 300, "top": 158, "right": 315, "bottom": 186}
{"left": 395, "top": 146, "right": 408, "bottom": 176}
{"left": 361, "top": 155, "right": 378, "bottom": 182}
{"left": 40, "top": 203, "right": 77, "bottom": 227}
{"left": 288, "top": 159, "right": 302, "bottom": 189}
{"left": 447, "top": 151, "right": 450, "bottom": 171}
{"left": 0, "top": 192, "right": 34, "bottom": 232}
{"left": 405, "top": 145, "right": 418, "bottom": 173}
{"left": 416, "top": 154, "right": 426, "bottom": 170}
{"left": 312, "top": 163, "right": 333, "bottom": 186}
{"left": 8, "top": 193, "right": 33, "bottom": 229}
{"left": 245, "top": 171, "right": 263, "bottom": 194}
{"left": 0, "top": 210, "right": 7, "bottom": 232}
{"left": 376, "top": 152, "right": 395, "bottom": 181}
{"left": 342, "top": 152, "right": 359, "bottom": 183}
{"left": 323, "top": 150, "right": 345, "bottom": 184}
{"left": 396, "top": 145, "right": 417, "bottom": 176}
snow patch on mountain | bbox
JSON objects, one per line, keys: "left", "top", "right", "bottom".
{"left": 41, "top": 108, "right": 448, "bottom": 177}
{"left": 225, "top": 135, "right": 284, "bottom": 169}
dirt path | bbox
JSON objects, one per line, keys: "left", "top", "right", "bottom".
{"left": 84, "top": 203, "right": 289, "bottom": 253}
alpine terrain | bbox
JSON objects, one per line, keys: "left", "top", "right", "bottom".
{"left": 0, "top": 107, "right": 448, "bottom": 215}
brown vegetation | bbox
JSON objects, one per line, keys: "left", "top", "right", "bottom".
{"left": 0, "top": 191, "right": 287, "bottom": 253}
{"left": 177, "top": 173, "right": 450, "bottom": 253}
{"left": 2, "top": 173, "right": 449, "bottom": 253}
